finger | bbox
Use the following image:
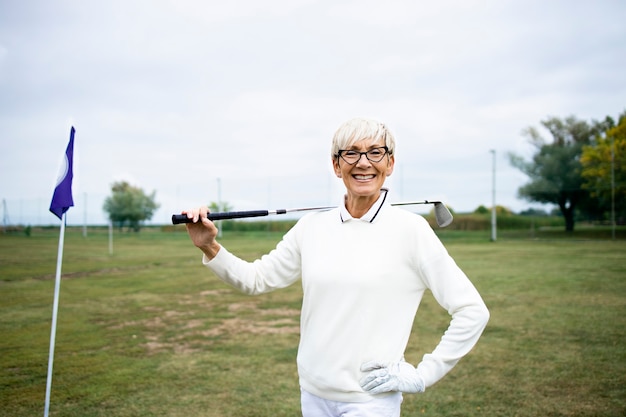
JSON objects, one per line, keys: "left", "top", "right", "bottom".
{"left": 359, "top": 369, "right": 388, "bottom": 386}
{"left": 360, "top": 373, "right": 390, "bottom": 392}
{"left": 360, "top": 360, "right": 386, "bottom": 372}
{"left": 180, "top": 209, "right": 194, "bottom": 222}
{"left": 182, "top": 208, "right": 200, "bottom": 223}
{"left": 201, "top": 216, "right": 218, "bottom": 230}
{"left": 359, "top": 374, "right": 376, "bottom": 387}
{"left": 182, "top": 207, "right": 209, "bottom": 224}
{"left": 366, "top": 380, "right": 394, "bottom": 395}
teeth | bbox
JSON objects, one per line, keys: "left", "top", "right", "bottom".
{"left": 354, "top": 175, "right": 374, "bottom": 180}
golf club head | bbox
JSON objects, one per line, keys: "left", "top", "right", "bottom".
{"left": 433, "top": 202, "right": 453, "bottom": 227}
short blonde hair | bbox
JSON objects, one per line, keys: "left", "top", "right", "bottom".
{"left": 331, "top": 118, "right": 396, "bottom": 159}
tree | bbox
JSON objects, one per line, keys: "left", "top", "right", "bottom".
{"left": 474, "top": 205, "right": 489, "bottom": 215}
{"left": 103, "top": 181, "right": 160, "bottom": 231}
{"left": 509, "top": 115, "right": 611, "bottom": 232}
{"left": 474, "top": 205, "right": 512, "bottom": 215}
{"left": 581, "top": 112, "right": 626, "bottom": 223}
{"left": 208, "top": 201, "right": 233, "bottom": 238}
{"left": 519, "top": 208, "right": 550, "bottom": 217}
{"left": 208, "top": 201, "right": 233, "bottom": 213}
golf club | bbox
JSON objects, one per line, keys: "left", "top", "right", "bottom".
{"left": 171, "top": 200, "right": 453, "bottom": 227}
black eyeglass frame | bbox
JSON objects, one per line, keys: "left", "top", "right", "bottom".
{"left": 336, "top": 146, "right": 390, "bottom": 165}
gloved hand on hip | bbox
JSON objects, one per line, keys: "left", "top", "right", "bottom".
{"left": 359, "top": 360, "right": 425, "bottom": 394}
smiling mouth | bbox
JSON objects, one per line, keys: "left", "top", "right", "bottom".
{"left": 353, "top": 174, "right": 375, "bottom": 181}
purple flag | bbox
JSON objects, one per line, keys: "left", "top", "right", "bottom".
{"left": 49, "top": 127, "right": 75, "bottom": 220}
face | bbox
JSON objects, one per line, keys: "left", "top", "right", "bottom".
{"left": 332, "top": 138, "right": 395, "bottom": 201}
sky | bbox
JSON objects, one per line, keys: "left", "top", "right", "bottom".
{"left": 1, "top": 0, "right": 625, "bottom": 226}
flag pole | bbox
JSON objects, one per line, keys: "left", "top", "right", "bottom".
{"left": 45, "top": 126, "right": 75, "bottom": 416}
{"left": 44, "top": 212, "right": 67, "bottom": 417}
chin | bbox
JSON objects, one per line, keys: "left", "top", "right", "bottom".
{"left": 347, "top": 184, "right": 382, "bottom": 197}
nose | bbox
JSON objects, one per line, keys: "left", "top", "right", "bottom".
{"left": 356, "top": 152, "right": 371, "bottom": 166}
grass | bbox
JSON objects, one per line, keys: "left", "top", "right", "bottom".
{"left": 1, "top": 226, "right": 625, "bottom": 416}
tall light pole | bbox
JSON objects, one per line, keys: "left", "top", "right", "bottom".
{"left": 217, "top": 177, "right": 223, "bottom": 238}
{"left": 490, "top": 149, "right": 497, "bottom": 242}
{"left": 611, "top": 136, "right": 616, "bottom": 240}
{"left": 83, "top": 192, "right": 88, "bottom": 238}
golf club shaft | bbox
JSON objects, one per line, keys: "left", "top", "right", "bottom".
{"left": 172, "top": 200, "right": 452, "bottom": 227}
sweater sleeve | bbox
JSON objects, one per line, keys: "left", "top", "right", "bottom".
{"left": 415, "top": 234, "right": 490, "bottom": 388}
{"left": 201, "top": 224, "right": 303, "bottom": 295}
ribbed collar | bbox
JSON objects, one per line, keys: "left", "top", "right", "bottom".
{"left": 339, "top": 188, "right": 389, "bottom": 223}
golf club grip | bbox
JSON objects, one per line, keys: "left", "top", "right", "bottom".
{"left": 171, "top": 210, "right": 270, "bottom": 224}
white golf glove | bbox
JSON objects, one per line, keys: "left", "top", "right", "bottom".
{"left": 359, "top": 360, "right": 425, "bottom": 394}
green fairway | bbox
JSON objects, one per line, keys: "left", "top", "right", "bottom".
{"left": 1, "top": 227, "right": 625, "bottom": 416}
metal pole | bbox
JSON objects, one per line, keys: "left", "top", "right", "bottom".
{"left": 2, "top": 199, "right": 7, "bottom": 232}
{"left": 611, "top": 136, "right": 616, "bottom": 240}
{"left": 44, "top": 213, "right": 66, "bottom": 417}
{"left": 217, "top": 178, "right": 222, "bottom": 238}
{"left": 490, "top": 149, "right": 497, "bottom": 241}
{"left": 83, "top": 193, "right": 87, "bottom": 238}
{"left": 108, "top": 220, "right": 113, "bottom": 255}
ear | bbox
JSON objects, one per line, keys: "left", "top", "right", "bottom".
{"left": 386, "top": 155, "right": 395, "bottom": 177}
{"left": 332, "top": 157, "right": 342, "bottom": 178}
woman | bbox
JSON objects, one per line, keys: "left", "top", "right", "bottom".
{"left": 184, "top": 118, "right": 489, "bottom": 417}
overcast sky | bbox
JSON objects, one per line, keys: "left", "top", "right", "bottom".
{"left": 1, "top": 0, "right": 625, "bottom": 226}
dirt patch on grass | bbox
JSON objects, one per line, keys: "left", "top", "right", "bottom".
{"left": 124, "top": 296, "right": 300, "bottom": 355}
{"left": 200, "top": 317, "right": 299, "bottom": 337}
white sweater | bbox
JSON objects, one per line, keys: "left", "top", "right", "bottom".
{"left": 203, "top": 194, "right": 489, "bottom": 403}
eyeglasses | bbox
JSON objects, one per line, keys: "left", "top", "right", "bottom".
{"left": 337, "top": 146, "right": 389, "bottom": 165}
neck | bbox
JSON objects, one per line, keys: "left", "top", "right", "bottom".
{"left": 345, "top": 191, "right": 381, "bottom": 218}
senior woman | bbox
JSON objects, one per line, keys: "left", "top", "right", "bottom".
{"left": 184, "top": 117, "right": 489, "bottom": 417}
